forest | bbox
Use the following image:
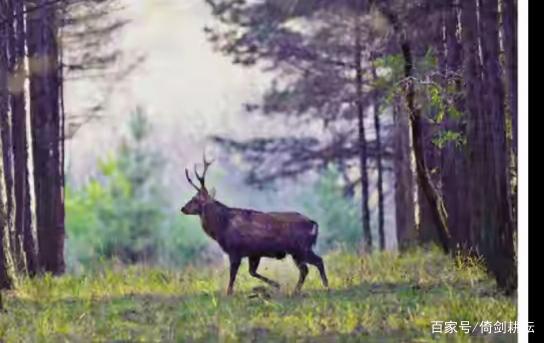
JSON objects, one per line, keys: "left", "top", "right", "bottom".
{"left": 0, "top": 0, "right": 524, "bottom": 341}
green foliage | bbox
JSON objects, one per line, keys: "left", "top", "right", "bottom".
{"left": 373, "top": 53, "right": 404, "bottom": 106}
{"left": 374, "top": 54, "right": 404, "bottom": 81}
{"left": 375, "top": 50, "right": 466, "bottom": 149}
{"left": 66, "top": 108, "right": 209, "bottom": 272}
{"left": 301, "top": 167, "right": 362, "bottom": 252}
{"left": 428, "top": 84, "right": 446, "bottom": 123}
{"left": 0, "top": 248, "right": 516, "bottom": 341}
{"left": 406, "top": 48, "right": 467, "bottom": 151}
{"left": 423, "top": 81, "right": 466, "bottom": 150}
{"left": 432, "top": 130, "right": 467, "bottom": 149}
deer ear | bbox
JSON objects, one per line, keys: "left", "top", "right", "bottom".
{"left": 209, "top": 187, "right": 217, "bottom": 199}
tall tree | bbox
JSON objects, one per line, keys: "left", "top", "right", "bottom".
{"left": 392, "top": 98, "right": 417, "bottom": 249}
{"left": 8, "top": 0, "right": 38, "bottom": 275}
{"left": 354, "top": 12, "right": 372, "bottom": 251}
{"left": 0, "top": 0, "right": 14, "bottom": 289}
{"left": 500, "top": 0, "right": 517, "bottom": 239}
{"left": 439, "top": 0, "right": 471, "bottom": 250}
{"left": 26, "top": 0, "right": 65, "bottom": 274}
{"left": 373, "top": 51, "right": 417, "bottom": 250}
{"left": 0, "top": 0, "right": 15, "bottom": 264}
{"left": 0, "top": 164, "right": 14, "bottom": 290}
{"left": 418, "top": 5, "right": 456, "bottom": 248}
{"left": 375, "top": 1, "right": 452, "bottom": 253}
{"left": 371, "top": 60, "right": 385, "bottom": 250}
{"left": 474, "top": 0, "right": 516, "bottom": 292}
{"left": 501, "top": 0, "right": 517, "bottom": 156}
{"left": 0, "top": 0, "right": 128, "bottom": 277}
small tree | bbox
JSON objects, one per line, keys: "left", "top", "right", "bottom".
{"left": 66, "top": 108, "right": 165, "bottom": 267}
{"left": 66, "top": 107, "right": 210, "bottom": 270}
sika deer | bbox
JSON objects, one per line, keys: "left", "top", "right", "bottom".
{"left": 180, "top": 154, "right": 329, "bottom": 295}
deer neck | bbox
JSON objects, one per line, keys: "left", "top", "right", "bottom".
{"left": 199, "top": 200, "right": 227, "bottom": 240}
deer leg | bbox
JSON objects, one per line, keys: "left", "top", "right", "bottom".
{"left": 306, "top": 251, "right": 329, "bottom": 289}
{"left": 227, "top": 256, "right": 241, "bottom": 295}
{"left": 249, "top": 256, "right": 280, "bottom": 288}
{"left": 293, "top": 257, "right": 309, "bottom": 293}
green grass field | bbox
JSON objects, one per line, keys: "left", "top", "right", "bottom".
{"left": 0, "top": 247, "right": 516, "bottom": 342}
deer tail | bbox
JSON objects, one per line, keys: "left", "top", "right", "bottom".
{"left": 309, "top": 220, "right": 319, "bottom": 247}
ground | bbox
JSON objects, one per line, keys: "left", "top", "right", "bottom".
{"left": 0, "top": 247, "right": 516, "bottom": 342}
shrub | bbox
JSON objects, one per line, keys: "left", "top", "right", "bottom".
{"left": 66, "top": 108, "right": 209, "bottom": 272}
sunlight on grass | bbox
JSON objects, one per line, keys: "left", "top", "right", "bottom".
{"left": 0, "top": 247, "right": 516, "bottom": 342}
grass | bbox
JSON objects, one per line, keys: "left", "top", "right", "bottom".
{"left": 0, "top": 247, "right": 516, "bottom": 342}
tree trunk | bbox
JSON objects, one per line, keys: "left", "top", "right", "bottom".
{"left": 0, "top": 166, "right": 14, "bottom": 290}
{"left": 0, "top": 0, "right": 14, "bottom": 289}
{"left": 393, "top": 100, "right": 416, "bottom": 250}
{"left": 417, "top": 120, "right": 441, "bottom": 245}
{"left": 371, "top": 63, "right": 385, "bottom": 250}
{"left": 0, "top": 0, "right": 16, "bottom": 264}
{"left": 417, "top": 4, "right": 447, "bottom": 247}
{"left": 501, "top": 0, "right": 517, "bottom": 155}
{"left": 501, "top": 0, "right": 517, "bottom": 245}
{"left": 10, "top": 0, "right": 38, "bottom": 276}
{"left": 26, "top": 0, "right": 65, "bottom": 275}
{"left": 475, "top": 0, "right": 516, "bottom": 293}
{"left": 0, "top": 101, "right": 14, "bottom": 252}
{"left": 441, "top": 0, "right": 472, "bottom": 250}
{"left": 462, "top": 0, "right": 485, "bottom": 252}
{"left": 354, "top": 20, "right": 372, "bottom": 251}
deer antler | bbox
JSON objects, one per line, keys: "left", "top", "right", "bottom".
{"left": 185, "top": 168, "right": 200, "bottom": 192}
{"left": 194, "top": 152, "right": 214, "bottom": 189}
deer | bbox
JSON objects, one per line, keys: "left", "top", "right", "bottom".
{"left": 180, "top": 154, "right": 329, "bottom": 295}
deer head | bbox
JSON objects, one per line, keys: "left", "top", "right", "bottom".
{"left": 181, "top": 153, "right": 215, "bottom": 215}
